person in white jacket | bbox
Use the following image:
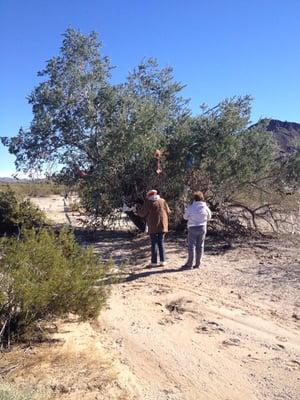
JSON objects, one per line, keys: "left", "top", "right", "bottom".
{"left": 183, "top": 191, "right": 212, "bottom": 269}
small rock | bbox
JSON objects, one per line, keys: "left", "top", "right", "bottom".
{"left": 291, "top": 359, "right": 300, "bottom": 366}
{"left": 275, "top": 336, "right": 288, "bottom": 342}
{"left": 222, "top": 338, "right": 241, "bottom": 346}
{"left": 207, "top": 321, "right": 219, "bottom": 326}
{"left": 57, "top": 384, "right": 69, "bottom": 394}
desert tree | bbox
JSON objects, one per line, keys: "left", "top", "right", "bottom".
{"left": 2, "top": 28, "right": 189, "bottom": 226}
{"left": 3, "top": 28, "right": 295, "bottom": 233}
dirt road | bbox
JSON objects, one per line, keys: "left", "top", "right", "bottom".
{"left": 99, "top": 232, "right": 300, "bottom": 400}
{"left": 6, "top": 195, "right": 300, "bottom": 399}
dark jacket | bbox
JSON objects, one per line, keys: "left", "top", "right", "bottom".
{"left": 138, "top": 198, "right": 170, "bottom": 234}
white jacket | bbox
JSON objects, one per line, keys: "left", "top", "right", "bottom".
{"left": 183, "top": 201, "right": 212, "bottom": 228}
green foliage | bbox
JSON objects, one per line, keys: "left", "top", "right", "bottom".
{"left": 1, "top": 28, "right": 295, "bottom": 231}
{"left": 280, "top": 142, "right": 300, "bottom": 191}
{"left": 0, "top": 188, "right": 46, "bottom": 235}
{"left": 162, "top": 97, "right": 278, "bottom": 216}
{"left": 1, "top": 29, "right": 188, "bottom": 224}
{"left": 2, "top": 28, "right": 111, "bottom": 173}
{"left": 186, "top": 98, "right": 277, "bottom": 203}
{"left": 0, "top": 227, "right": 111, "bottom": 346}
{"left": 68, "top": 58, "right": 189, "bottom": 224}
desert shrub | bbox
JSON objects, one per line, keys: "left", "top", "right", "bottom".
{"left": 0, "top": 188, "right": 46, "bottom": 235}
{"left": 22, "top": 182, "right": 65, "bottom": 197}
{"left": 0, "top": 382, "right": 49, "bottom": 400}
{"left": 0, "top": 182, "right": 66, "bottom": 198}
{"left": 0, "top": 227, "right": 112, "bottom": 346}
{"left": 69, "top": 200, "right": 81, "bottom": 213}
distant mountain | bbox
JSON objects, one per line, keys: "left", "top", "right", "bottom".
{"left": 0, "top": 177, "right": 17, "bottom": 183}
{"left": 253, "top": 119, "right": 300, "bottom": 154}
{"left": 0, "top": 177, "right": 30, "bottom": 183}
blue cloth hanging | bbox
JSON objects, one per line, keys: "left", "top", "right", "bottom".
{"left": 186, "top": 154, "right": 194, "bottom": 170}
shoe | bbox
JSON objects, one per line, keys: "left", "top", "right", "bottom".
{"left": 193, "top": 264, "right": 201, "bottom": 269}
{"left": 180, "top": 264, "right": 192, "bottom": 270}
{"left": 149, "top": 263, "right": 158, "bottom": 267}
{"left": 160, "top": 261, "right": 167, "bottom": 266}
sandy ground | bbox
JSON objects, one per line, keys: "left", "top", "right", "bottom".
{"left": 2, "top": 195, "right": 300, "bottom": 400}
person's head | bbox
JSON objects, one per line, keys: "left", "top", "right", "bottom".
{"left": 193, "top": 191, "right": 204, "bottom": 202}
{"left": 147, "top": 189, "right": 160, "bottom": 202}
{"left": 147, "top": 189, "right": 157, "bottom": 198}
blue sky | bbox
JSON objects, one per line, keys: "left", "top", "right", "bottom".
{"left": 1, "top": 0, "right": 300, "bottom": 176}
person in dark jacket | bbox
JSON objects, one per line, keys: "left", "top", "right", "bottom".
{"left": 137, "top": 190, "right": 170, "bottom": 267}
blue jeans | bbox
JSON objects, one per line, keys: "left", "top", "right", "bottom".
{"left": 186, "top": 226, "right": 206, "bottom": 267}
{"left": 150, "top": 233, "right": 165, "bottom": 264}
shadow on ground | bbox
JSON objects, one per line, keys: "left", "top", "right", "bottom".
{"left": 121, "top": 264, "right": 198, "bottom": 283}
{"left": 72, "top": 227, "right": 236, "bottom": 269}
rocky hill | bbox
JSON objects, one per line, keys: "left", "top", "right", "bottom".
{"left": 255, "top": 119, "right": 300, "bottom": 153}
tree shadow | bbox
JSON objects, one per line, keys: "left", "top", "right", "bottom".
{"left": 72, "top": 228, "right": 237, "bottom": 267}
{"left": 121, "top": 265, "right": 192, "bottom": 283}
{"left": 256, "top": 262, "right": 300, "bottom": 287}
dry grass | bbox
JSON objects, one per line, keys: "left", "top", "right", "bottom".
{"left": 1, "top": 343, "right": 121, "bottom": 400}
{"left": 234, "top": 189, "right": 300, "bottom": 212}
{"left": 0, "top": 381, "right": 50, "bottom": 400}
{"left": 0, "top": 183, "right": 66, "bottom": 199}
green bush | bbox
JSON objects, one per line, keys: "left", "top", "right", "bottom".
{"left": 0, "top": 188, "right": 46, "bottom": 235}
{"left": 0, "top": 227, "right": 112, "bottom": 346}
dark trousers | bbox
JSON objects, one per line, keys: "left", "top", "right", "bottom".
{"left": 150, "top": 233, "right": 165, "bottom": 264}
{"left": 186, "top": 226, "right": 206, "bottom": 267}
